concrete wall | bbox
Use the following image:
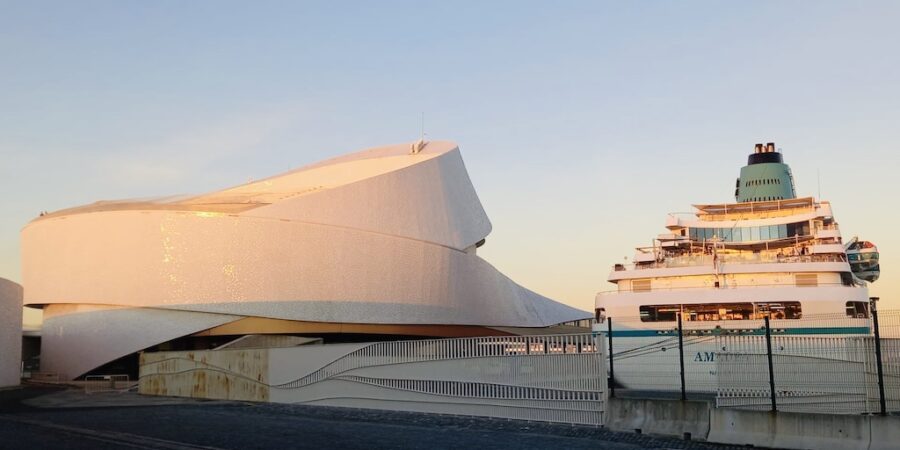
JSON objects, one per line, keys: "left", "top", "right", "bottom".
{"left": 605, "top": 397, "right": 710, "bottom": 440}
{"left": 869, "top": 415, "right": 900, "bottom": 450}
{"left": 604, "top": 395, "right": 900, "bottom": 449}
{"left": 709, "top": 408, "right": 869, "bottom": 450}
{"left": 0, "top": 279, "right": 23, "bottom": 387}
{"left": 140, "top": 349, "right": 269, "bottom": 402}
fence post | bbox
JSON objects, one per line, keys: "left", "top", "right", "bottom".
{"left": 870, "top": 297, "right": 886, "bottom": 416}
{"left": 764, "top": 315, "right": 777, "bottom": 413}
{"left": 677, "top": 312, "right": 686, "bottom": 401}
{"left": 607, "top": 317, "right": 615, "bottom": 398}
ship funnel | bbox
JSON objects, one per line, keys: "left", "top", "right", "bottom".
{"left": 736, "top": 141, "right": 796, "bottom": 202}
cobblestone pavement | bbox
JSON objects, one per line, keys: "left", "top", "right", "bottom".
{"left": 0, "top": 386, "right": 741, "bottom": 450}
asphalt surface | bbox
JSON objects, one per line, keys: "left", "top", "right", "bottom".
{"left": 0, "top": 385, "right": 740, "bottom": 450}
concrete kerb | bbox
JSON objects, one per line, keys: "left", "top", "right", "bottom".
{"left": 605, "top": 397, "right": 711, "bottom": 441}
{"left": 606, "top": 396, "right": 900, "bottom": 449}
{"left": 868, "top": 415, "right": 900, "bottom": 450}
{"left": 708, "top": 408, "right": 870, "bottom": 450}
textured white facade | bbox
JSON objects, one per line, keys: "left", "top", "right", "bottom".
{"left": 23, "top": 141, "right": 588, "bottom": 379}
{"left": 0, "top": 278, "right": 22, "bottom": 387}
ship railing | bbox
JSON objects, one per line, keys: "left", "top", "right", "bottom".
{"left": 697, "top": 205, "right": 816, "bottom": 222}
{"left": 597, "top": 281, "right": 853, "bottom": 295}
{"left": 628, "top": 253, "right": 846, "bottom": 270}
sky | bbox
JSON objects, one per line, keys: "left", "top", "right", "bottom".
{"left": 2, "top": 1, "right": 900, "bottom": 327}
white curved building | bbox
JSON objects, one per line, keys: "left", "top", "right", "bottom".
{"left": 0, "top": 278, "right": 22, "bottom": 387}
{"left": 23, "top": 141, "right": 588, "bottom": 380}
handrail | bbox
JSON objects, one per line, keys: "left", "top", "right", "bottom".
{"left": 620, "top": 253, "right": 847, "bottom": 271}
{"left": 597, "top": 281, "right": 855, "bottom": 295}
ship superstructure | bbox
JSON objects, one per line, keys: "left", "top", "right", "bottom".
{"left": 594, "top": 142, "right": 880, "bottom": 392}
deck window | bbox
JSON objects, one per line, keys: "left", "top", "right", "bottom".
{"left": 841, "top": 272, "right": 854, "bottom": 286}
{"left": 638, "top": 302, "right": 803, "bottom": 322}
{"left": 639, "top": 305, "right": 679, "bottom": 322}
{"left": 849, "top": 252, "right": 879, "bottom": 262}
{"left": 685, "top": 303, "right": 754, "bottom": 321}
{"left": 756, "top": 302, "right": 802, "bottom": 319}
{"left": 721, "top": 228, "right": 733, "bottom": 241}
{"left": 595, "top": 307, "right": 606, "bottom": 322}
{"left": 846, "top": 301, "right": 869, "bottom": 319}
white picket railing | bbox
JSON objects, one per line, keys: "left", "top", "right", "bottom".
{"left": 140, "top": 333, "right": 608, "bottom": 426}
{"left": 85, "top": 374, "right": 132, "bottom": 394}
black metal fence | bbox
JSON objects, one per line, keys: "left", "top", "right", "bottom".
{"left": 604, "top": 299, "right": 900, "bottom": 415}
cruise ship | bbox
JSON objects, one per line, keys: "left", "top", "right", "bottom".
{"left": 594, "top": 142, "right": 880, "bottom": 392}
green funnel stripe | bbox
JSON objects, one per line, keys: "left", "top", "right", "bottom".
{"left": 735, "top": 162, "right": 796, "bottom": 202}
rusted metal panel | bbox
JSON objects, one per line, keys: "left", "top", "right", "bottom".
{"left": 140, "top": 349, "right": 268, "bottom": 402}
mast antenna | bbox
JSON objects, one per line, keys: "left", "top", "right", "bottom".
{"left": 410, "top": 112, "right": 427, "bottom": 154}
{"left": 817, "top": 168, "right": 821, "bottom": 200}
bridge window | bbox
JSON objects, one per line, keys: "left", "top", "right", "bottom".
{"left": 688, "top": 221, "right": 809, "bottom": 243}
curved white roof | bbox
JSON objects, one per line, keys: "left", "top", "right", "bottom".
{"left": 38, "top": 141, "right": 489, "bottom": 251}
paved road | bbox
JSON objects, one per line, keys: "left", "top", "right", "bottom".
{"left": 0, "top": 386, "right": 735, "bottom": 450}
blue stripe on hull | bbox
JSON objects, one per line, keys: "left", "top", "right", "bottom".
{"left": 608, "top": 326, "right": 870, "bottom": 337}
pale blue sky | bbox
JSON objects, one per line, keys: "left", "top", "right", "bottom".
{"left": 3, "top": 1, "right": 900, "bottom": 325}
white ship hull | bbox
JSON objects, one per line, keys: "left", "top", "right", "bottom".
{"left": 596, "top": 316, "right": 872, "bottom": 394}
